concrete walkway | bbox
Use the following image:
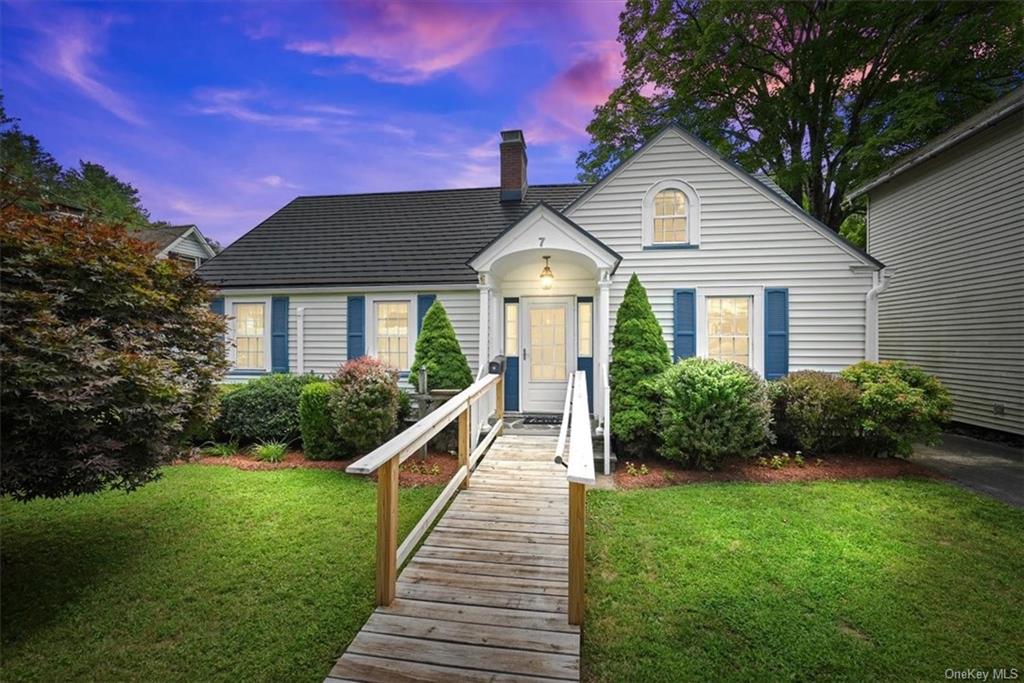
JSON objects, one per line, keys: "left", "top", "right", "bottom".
{"left": 914, "top": 433, "right": 1024, "bottom": 508}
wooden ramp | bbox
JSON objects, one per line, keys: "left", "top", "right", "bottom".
{"left": 327, "top": 433, "right": 579, "bottom": 682}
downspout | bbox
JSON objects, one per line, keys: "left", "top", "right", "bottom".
{"left": 296, "top": 306, "right": 306, "bottom": 374}
{"left": 865, "top": 269, "right": 889, "bottom": 361}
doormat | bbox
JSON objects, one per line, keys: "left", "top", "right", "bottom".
{"left": 522, "top": 415, "right": 562, "bottom": 425}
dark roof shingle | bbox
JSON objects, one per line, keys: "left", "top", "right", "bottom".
{"left": 197, "top": 185, "right": 588, "bottom": 288}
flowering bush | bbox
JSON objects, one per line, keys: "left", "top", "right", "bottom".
{"left": 330, "top": 357, "right": 401, "bottom": 456}
{"left": 653, "top": 358, "right": 772, "bottom": 470}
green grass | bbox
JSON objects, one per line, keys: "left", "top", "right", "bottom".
{"left": 1, "top": 465, "right": 439, "bottom": 682}
{"left": 585, "top": 479, "right": 1024, "bottom": 682}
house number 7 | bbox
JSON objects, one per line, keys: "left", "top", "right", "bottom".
{"left": 538, "top": 237, "right": 546, "bottom": 247}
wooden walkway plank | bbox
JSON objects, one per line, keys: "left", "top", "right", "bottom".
{"left": 326, "top": 434, "right": 579, "bottom": 682}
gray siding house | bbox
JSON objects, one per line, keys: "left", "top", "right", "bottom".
{"left": 198, "top": 126, "right": 882, "bottom": 465}
{"left": 851, "top": 89, "right": 1024, "bottom": 435}
{"left": 136, "top": 224, "right": 216, "bottom": 269}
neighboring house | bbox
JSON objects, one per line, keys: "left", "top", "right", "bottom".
{"left": 850, "top": 89, "right": 1024, "bottom": 436}
{"left": 135, "top": 224, "right": 217, "bottom": 269}
{"left": 198, "top": 126, "right": 882, "bottom": 459}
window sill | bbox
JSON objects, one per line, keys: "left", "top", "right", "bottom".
{"left": 228, "top": 369, "right": 269, "bottom": 376}
{"left": 643, "top": 243, "right": 699, "bottom": 251}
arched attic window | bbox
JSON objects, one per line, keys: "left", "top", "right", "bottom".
{"left": 642, "top": 179, "right": 700, "bottom": 249}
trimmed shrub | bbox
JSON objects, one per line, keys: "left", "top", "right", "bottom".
{"left": 299, "top": 381, "right": 340, "bottom": 460}
{"left": 218, "top": 373, "right": 320, "bottom": 445}
{"left": 771, "top": 371, "right": 860, "bottom": 454}
{"left": 653, "top": 358, "right": 772, "bottom": 470}
{"left": 330, "top": 357, "right": 401, "bottom": 456}
{"left": 610, "top": 273, "right": 671, "bottom": 457}
{"left": 410, "top": 301, "right": 473, "bottom": 391}
{"left": 840, "top": 360, "right": 952, "bottom": 456}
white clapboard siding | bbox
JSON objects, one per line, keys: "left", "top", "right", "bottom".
{"left": 567, "top": 128, "right": 873, "bottom": 372}
{"left": 168, "top": 231, "right": 210, "bottom": 259}
{"left": 867, "top": 114, "right": 1024, "bottom": 434}
{"left": 289, "top": 295, "right": 348, "bottom": 376}
{"left": 285, "top": 290, "right": 480, "bottom": 378}
{"left": 437, "top": 291, "right": 481, "bottom": 372}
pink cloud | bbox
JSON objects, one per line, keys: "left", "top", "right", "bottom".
{"left": 20, "top": 8, "right": 145, "bottom": 126}
{"left": 284, "top": 0, "right": 512, "bottom": 84}
{"left": 525, "top": 42, "right": 623, "bottom": 144}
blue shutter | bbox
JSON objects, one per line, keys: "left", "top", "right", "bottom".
{"left": 210, "top": 297, "right": 224, "bottom": 316}
{"left": 673, "top": 289, "right": 696, "bottom": 361}
{"left": 347, "top": 296, "right": 365, "bottom": 360}
{"left": 271, "top": 296, "right": 289, "bottom": 373}
{"left": 417, "top": 294, "right": 436, "bottom": 332}
{"left": 764, "top": 288, "right": 789, "bottom": 380}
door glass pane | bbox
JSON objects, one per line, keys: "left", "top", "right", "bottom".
{"left": 530, "top": 306, "right": 566, "bottom": 381}
{"left": 577, "top": 301, "right": 592, "bottom": 357}
{"left": 706, "top": 297, "right": 751, "bottom": 367}
{"left": 505, "top": 303, "right": 518, "bottom": 356}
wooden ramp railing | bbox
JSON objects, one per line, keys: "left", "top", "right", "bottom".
{"left": 555, "top": 370, "right": 596, "bottom": 626}
{"left": 345, "top": 356, "right": 505, "bottom": 605}
{"left": 328, "top": 364, "right": 593, "bottom": 682}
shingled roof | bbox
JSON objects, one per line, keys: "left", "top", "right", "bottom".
{"left": 197, "top": 184, "right": 588, "bottom": 288}
{"left": 134, "top": 225, "right": 194, "bottom": 251}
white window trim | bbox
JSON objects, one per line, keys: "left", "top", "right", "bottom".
{"left": 226, "top": 297, "right": 272, "bottom": 372}
{"left": 696, "top": 286, "right": 764, "bottom": 376}
{"left": 642, "top": 178, "right": 701, "bottom": 247}
{"left": 366, "top": 295, "right": 417, "bottom": 372}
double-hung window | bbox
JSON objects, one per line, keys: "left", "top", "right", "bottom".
{"left": 234, "top": 302, "right": 266, "bottom": 370}
{"left": 375, "top": 301, "right": 410, "bottom": 370}
{"left": 706, "top": 297, "right": 751, "bottom": 367}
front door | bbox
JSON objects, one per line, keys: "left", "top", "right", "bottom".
{"left": 521, "top": 297, "right": 574, "bottom": 413}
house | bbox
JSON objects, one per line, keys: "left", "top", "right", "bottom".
{"left": 850, "top": 89, "right": 1024, "bottom": 436}
{"left": 135, "top": 224, "right": 217, "bottom": 269}
{"left": 198, "top": 126, "right": 883, "bottom": 466}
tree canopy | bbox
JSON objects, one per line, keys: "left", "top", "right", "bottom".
{"left": 578, "top": 0, "right": 1024, "bottom": 230}
{"left": 1, "top": 94, "right": 154, "bottom": 226}
{"left": 0, "top": 206, "right": 228, "bottom": 500}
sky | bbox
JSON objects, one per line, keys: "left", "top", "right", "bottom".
{"left": 1, "top": 0, "right": 625, "bottom": 244}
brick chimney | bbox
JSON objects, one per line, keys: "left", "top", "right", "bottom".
{"left": 499, "top": 130, "right": 527, "bottom": 202}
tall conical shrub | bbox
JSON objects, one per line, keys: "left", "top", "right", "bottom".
{"left": 610, "top": 273, "right": 670, "bottom": 457}
{"left": 410, "top": 301, "right": 473, "bottom": 391}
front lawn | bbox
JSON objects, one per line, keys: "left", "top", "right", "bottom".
{"left": 1, "top": 466, "right": 439, "bottom": 682}
{"left": 585, "top": 480, "right": 1024, "bottom": 681}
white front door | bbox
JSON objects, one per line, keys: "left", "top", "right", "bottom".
{"left": 521, "top": 297, "right": 574, "bottom": 413}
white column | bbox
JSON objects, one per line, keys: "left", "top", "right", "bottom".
{"left": 477, "top": 272, "right": 491, "bottom": 374}
{"left": 597, "top": 271, "right": 612, "bottom": 475}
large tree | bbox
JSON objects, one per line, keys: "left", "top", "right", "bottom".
{"left": 0, "top": 206, "right": 228, "bottom": 500}
{"left": 0, "top": 96, "right": 63, "bottom": 212}
{"left": 579, "top": 1, "right": 1023, "bottom": 230}
{"left": 61, "top": 161, "right": 151, "bottom": 227}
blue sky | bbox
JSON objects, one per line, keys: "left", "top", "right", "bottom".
{"left": 1, "top": 0, "right": 624, "bottom": 244}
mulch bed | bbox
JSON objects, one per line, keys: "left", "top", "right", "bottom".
{"left": 176, "top": 449, "right": 458, "bottom": 487}
{"left": 615, "top": 453, "right": 944, "bottom": 490}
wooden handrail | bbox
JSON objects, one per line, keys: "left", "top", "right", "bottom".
{"left": 348, "top": 356, "right": 506, "bottom": 606}
{"left": 563, "top": 370, "right": 595, "bottom": 626}
{"left": 554, "top": 373, "right": 574, "bottom": 461}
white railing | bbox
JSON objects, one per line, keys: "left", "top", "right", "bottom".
{"left": 554, "top": 373, "right": 575, "bottom": 461}
{"left": 558, "top": 370, "right": 595, "bottom": 626}
{"left": 346, "top": 356, "right": 506, "bottom": 606}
